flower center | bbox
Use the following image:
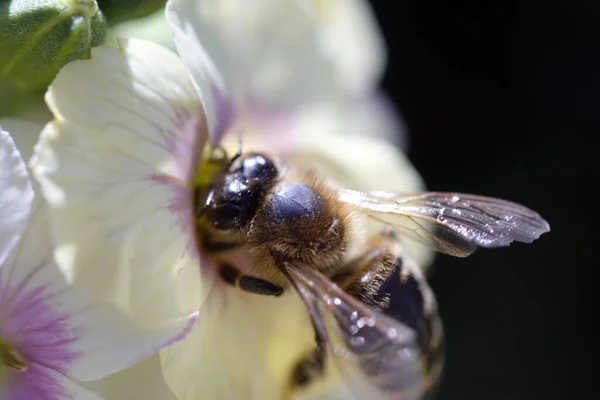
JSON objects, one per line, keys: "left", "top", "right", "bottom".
{"left": 193, "top": 145, "right": 230, "bottom": 190}
{"left": 192, "top": 144, "right": 232, "bottom": 236}
{"left": 0, "top": 341, "right": 27, "bottom": 372}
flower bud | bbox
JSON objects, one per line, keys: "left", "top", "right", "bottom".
{"left": 97, "top": 0, "right": 166, "bottom": 25}
{"left": 0, "top": 0, "right": 106, "bottom": 116}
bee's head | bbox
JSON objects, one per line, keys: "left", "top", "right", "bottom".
{"left": 201, "top": 153, "right": 278, "bottom": 230}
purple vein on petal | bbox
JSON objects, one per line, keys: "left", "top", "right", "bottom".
{"left": 0, "top": 232, "right": 52, "bottom": 308}
{"left": 126, "top": 310, "right": 199, "bottom": 368}
{"left": 2, "top": 363, "right": 70, "bottom": 399}
{"left": 0, "top": 280, "right": 80, "bottom": 375}
{"left": 149, "top": 110, "right": 208, "bottom": 264}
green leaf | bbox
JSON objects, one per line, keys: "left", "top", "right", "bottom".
{"left": 0, "top": 0, "right": 106, "bottom": 116}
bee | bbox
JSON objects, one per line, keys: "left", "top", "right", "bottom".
{"left": 195, "top": 148, "right": 550, "bottom": 399}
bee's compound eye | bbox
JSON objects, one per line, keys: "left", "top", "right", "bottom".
{"left": 207, "top": 203, "right": 245, "bottom": 229}
{"left": 206, "top": 180, "right": 254, "bottom": 230}
{"left": 241, "top": 155, "right": 277, "bottom": 185}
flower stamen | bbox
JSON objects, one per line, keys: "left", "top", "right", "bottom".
{"left": 0, "top": 342, "right": 28, "bottom": 372}
{"left": 194, "top": 144, "right": 230, "bottom": 188}
{"left": 192, "top": 143, "right": 239, "bottom": 251}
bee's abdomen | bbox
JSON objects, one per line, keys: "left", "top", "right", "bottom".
{"left": 342, "top": 244, "right": 445, "bottom": 399}
{"left": 379, "top": 262, "right": 445, "bottom": 397}
{"left": 378, "top": 262, "right": 425, "bottom": 335}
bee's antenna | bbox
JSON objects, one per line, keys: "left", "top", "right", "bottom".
{"left": 196, "top": 205, "right": 208, "bottom": 218}
{"left": 210, "top": 146, "right": 228, "bottom": 163}
{"left": 196, "top": 189, "right": 214, "bottom": 219}
{"left": 226, "top": 130, "right": 244, "bottom": 171}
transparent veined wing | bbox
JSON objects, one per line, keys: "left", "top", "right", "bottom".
{"left": 283, "top": 262, "right": 440, "bottom": 400}
{"left": 338, "top": 190, "right": 550, "bottom": 257}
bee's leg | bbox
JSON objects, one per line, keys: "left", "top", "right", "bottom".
{"left": 337, "top": 231, "right": 445, "bottom": 391}
{"left": 288, "top": 242, "right": 399, "bottom": 391}
{"left": 292, "top": 230, "right": 442, "bottom": 395}
{"left": 218, "top": 264, "right": 283, "bottom": 296}
{"left": 290, "top": 346, "right": 326, "bottom": 387}
{"left": 330, "top": 232, "right": 402, "bottom": 311}
{"left": 201, "top": 232, "right": 242, "bottom": 253}
{"left": 290, "top": 308, "right": 328, "bottom": 388}
{"left": 238, "top": 275, "right": 284, "bottom": 296}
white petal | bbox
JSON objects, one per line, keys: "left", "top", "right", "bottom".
{"left": 284, "top": 123, "right": 424, "bottom": 193}
{"left": 1, "top": 195, "right": 198, "bottom": 382}
{"left": 0, "top": 125, "right": 33, "bottom": 266}
{"left": 160, "top": 285, "right": 320, "bottom": 400}
{"left": 31, "top": 38, "right": 207, "bottom": 329}
{"left": 107, "top": 9, "right": 176, "bottom": 51}
{"left": 68, "top": 299, "right": 197, "bottom": 381}
{"left": 1, "top": 363, "right": 103, "bottom": 400}
{"left": 304, "top": 0, "right": 387, "bottom": 97}
{"left": 166, "top": 0, "right": 385, "bottom": 112}
{"left": 166, "top": 0, "right": 234, "bottom": 144}
{"left": 83, "top": 355, "right": 177, "bottom": 400}
{"left": 343, "top": 92, "right": 411, "bottom": 151}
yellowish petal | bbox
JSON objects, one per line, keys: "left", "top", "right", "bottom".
{"left": 166, "top": 0, "right": 385, "bottom": 110}
{"left": 165, "top": 0, "right": 233, "bottom": 144}
{"left": 160, "top": 284, "right": 318, "bottom": 400}
{"left": 31, "top": 38, "right": 207, "bottom": 329}
{"left": 107, "top": 9, "right": 175, "bottom": 51}
{"left": 342, "top": 92, "right": 410, "bottom": 151}
{"left": 83, "top": 355, "right": 177, "bottom": 400}
{"left": 301, "top": 0, "right": 387, "bottom": 97}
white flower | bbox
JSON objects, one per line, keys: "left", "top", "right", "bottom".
{"left": 82, "top": 354, "right": 177, "bottom": 400}
{"left": 0, "top": 122, "right": 196, "bottom": 399}
{"left": 31, "top": 0, "right": 431, "bottom": 398}
{"left": 165, "top": 0, "right": 411, "bottom": 149}
{"left": 167, "top": 0, "right": 386, "bottom": 116}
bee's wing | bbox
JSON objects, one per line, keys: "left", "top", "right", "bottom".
{"left": 338, "top": 190, "right": 550, "bottom": 257}
{"left": 284, "top": 262, "right": 432, "bottom": 400}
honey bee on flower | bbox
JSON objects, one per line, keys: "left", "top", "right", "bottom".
{"left": 27, "top": 1, "right": 549, "bottom": 400}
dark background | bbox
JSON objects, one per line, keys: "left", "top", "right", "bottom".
{"left": 369, "top": 1, "right": 596, "bottom": 399}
